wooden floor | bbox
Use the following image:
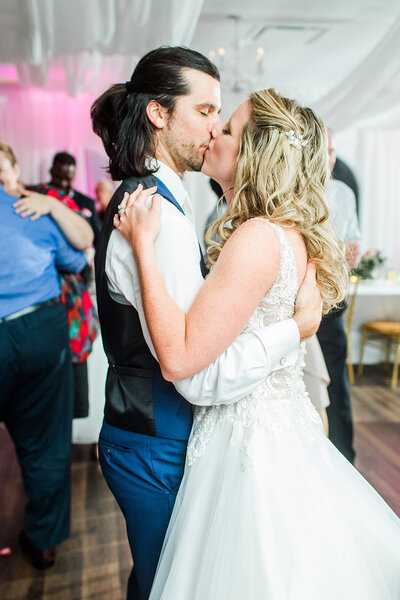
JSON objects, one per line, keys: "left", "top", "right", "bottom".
{"left": 0, "top": 364, "right": 399, "bottom": 600}
{"left": 0, "top": 441, "right": 132, "bottom": 600}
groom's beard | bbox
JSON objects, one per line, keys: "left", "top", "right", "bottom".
{"left": 184, "top": 145, "right": 207, "bottom": 172}
{"left": 167, "top": 140, "right": 208, "bottom": 173}
{"left": 164, "top": 129, "right": 209, "bottom": 173}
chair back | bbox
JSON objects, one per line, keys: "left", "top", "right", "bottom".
{"left": 345, "top": 275, "right": 359, "bottom": 339}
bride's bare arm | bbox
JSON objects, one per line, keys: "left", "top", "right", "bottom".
{"left": 115, "top": 187, "right": 292, "bottom": 382}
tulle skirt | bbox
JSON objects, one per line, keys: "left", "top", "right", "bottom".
{"left": 149, "top": 412, "right": 400, "bottom": 599}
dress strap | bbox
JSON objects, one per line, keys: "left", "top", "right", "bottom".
{"left": 248, "top": 218, "right": 298, "bottom": 290}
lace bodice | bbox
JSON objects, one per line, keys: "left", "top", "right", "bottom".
{"left": 187, "top": 220, "right": 322, "bottom": 471}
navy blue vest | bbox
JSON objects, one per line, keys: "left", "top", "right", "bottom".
{"left": 95, "top": 174, "right": 199, "bottom": 441}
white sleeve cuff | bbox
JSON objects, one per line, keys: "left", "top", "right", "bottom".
{"left": 252, "top": 318, "right": 300, "bottom": 372}
{"left": 175, "top": 319, "right": 300, "bottom": 406}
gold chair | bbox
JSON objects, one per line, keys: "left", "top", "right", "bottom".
{"left": 358, "top": 321, "right": 400, "bottom": 389}
{"left": 344, "top": 276, "right": 359, "bottom": 385}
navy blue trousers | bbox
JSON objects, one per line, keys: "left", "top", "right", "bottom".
{"left": 0, "top": 303, "right": 73, "bottom": 549}
{"left": 99, "top": 422, "right": 187, "bottom": 600}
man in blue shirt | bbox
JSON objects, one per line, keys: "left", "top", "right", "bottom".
{"left": 0, "top": 185, "right": 86, "bottom": 569}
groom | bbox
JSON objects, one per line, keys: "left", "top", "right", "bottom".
{"left": 92, "top": 46, "right": 322, "bottom": 600}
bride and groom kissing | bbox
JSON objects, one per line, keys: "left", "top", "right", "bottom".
{"left": 91, "top": 47, "right": 400, "bottom": 599}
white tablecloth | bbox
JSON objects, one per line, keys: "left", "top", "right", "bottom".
{"left": 347, "top": 280, "right": 400, "bottom": 364}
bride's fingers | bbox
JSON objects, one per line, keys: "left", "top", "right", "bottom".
{"left": 117, "top": 186, "right": 159, "bottom": 226}
{"left": 125, "top": 188, "right": 140, "bottom": 206}
{"left": 123, "top": 183, "right": 144, "bottom": 208}
{"left": 117, "top": 191, "right": 130, "bottom": 216}
{"left": 124, "top": 185, "right": 157, "bottom": 210}
{"left": 149, "top": 194, "right": 162, "bottom": 213}
{"left": 135, "top": 186, "right": 158, "bottom": 207}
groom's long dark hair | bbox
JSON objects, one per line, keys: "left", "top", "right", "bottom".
{"left": 91, "top": 47, "right": 220, "bottom": 181}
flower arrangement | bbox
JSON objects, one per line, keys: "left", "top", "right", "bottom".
{"left": 351, "top": 249, "right": 386, "bottom": 280}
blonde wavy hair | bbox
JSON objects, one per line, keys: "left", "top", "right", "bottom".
{"left": 205, "top": 89, "right": 348, "bottom": 313}
{"left": 0, "top": 140, "right": 18, "bottom": 166}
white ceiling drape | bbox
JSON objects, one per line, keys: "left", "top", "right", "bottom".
{"left": 1, "top": 0, "right": 204, "bottom": 95}
{"left": 314, "top": 16, "right": 400, "bottom": 130}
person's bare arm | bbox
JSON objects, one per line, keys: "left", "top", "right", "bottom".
{"left": 115, "top": 186, "right": 307, "bottom": 382}
{"left": 14, "top": 190, "right": 94, "bottom": 250}
{"left": 345, "top": 241, "right": 360, "bottom": 270}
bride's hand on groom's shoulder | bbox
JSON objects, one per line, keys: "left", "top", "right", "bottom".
{"left": 113, "top": 184, "right": 162, "bottom": 255}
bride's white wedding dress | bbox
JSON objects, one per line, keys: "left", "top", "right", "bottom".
{"left": 149, "top": 222, "right": 400, "bottom": 600}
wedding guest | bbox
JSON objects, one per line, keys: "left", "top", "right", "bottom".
{"left": 94, "top": 177, "right": 115, "bottom": 222}
{"left": 1, "top": 142, "right": 98, "bottom": 422}
{"left": 328, "top": 129, "right": 360, "bottom": 215}
{"left": 0, "top": 142, "right": 92, "bottom": 250}
{"left": 0, "top": 183, "right": 86, "bottom": 569}
{"left": 203, "top": 179, "right": 227, "bottom": 246}
{"left": 317, "top": 129, "right": 361, "bottom": 463}
{"left": 31, "top": 151, "right": 102, "bottom": 245}
{"left": 333, "top": 156, "right": 360, "bottom": 216}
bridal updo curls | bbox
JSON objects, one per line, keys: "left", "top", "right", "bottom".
{"left": 206, "top": 88, "right": 348, "bottom": 313}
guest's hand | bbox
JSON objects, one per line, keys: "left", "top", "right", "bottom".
{"left": 113, "top": 184, "right": 162, "bottom": 256}
{"left": 14, "top": 190, "right": 57, "bottom": 220}
{"left": 345, "top": 241, "right": 360, "bottom": 270}
{"left": 293, "top": 262, "right": 323, "bottom": 341}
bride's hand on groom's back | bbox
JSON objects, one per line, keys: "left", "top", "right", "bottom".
{"left": 293, "top": 262, "right": 323, "bottom": 341}
{"left": 113, "top": 184, "right": 162, "bottom": 257}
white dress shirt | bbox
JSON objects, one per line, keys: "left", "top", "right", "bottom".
{"left": 326, "top": 179, "right": 361, "bottom": 243}
{"left": 106, "top": 161, "right": 300, "bottom": 406}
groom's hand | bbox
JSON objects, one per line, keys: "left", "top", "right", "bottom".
{"left": 293, "top": 262, "right": 322, "bottom": 341}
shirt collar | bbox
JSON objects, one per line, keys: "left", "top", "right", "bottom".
{"left": 152, "top": 160, "right": 187, "bottom": 212}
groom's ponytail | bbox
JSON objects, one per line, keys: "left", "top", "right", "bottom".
{"left": 91, "top": 83, "right": 156, "bottom": 181}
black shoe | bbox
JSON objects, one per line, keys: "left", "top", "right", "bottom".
{"left": 19, "top": 531, "right": 55, "bottom": 569}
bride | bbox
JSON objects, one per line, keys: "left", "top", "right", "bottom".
{"left": 115, "top": 89, "right": 400, "bottom": 599}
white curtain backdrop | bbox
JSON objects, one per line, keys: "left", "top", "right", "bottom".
{"left": 0, "top": 84, "right": 105, "bottom": 194}
{"left": 356, "top": 129, "right": 400, "bottom": 272}
{"left": 314, "top": 15, "right": 400, "bottom": 131}
{"left": 1, "top": 0, "right": 204, "bottom": 96}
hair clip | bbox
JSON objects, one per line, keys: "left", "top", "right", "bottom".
{"left": 284, "top": 130, "right": 308, "bottom": 148}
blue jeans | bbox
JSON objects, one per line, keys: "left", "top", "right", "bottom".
{"left": 99, "top": 422, "right": 187, "bottom": 600}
